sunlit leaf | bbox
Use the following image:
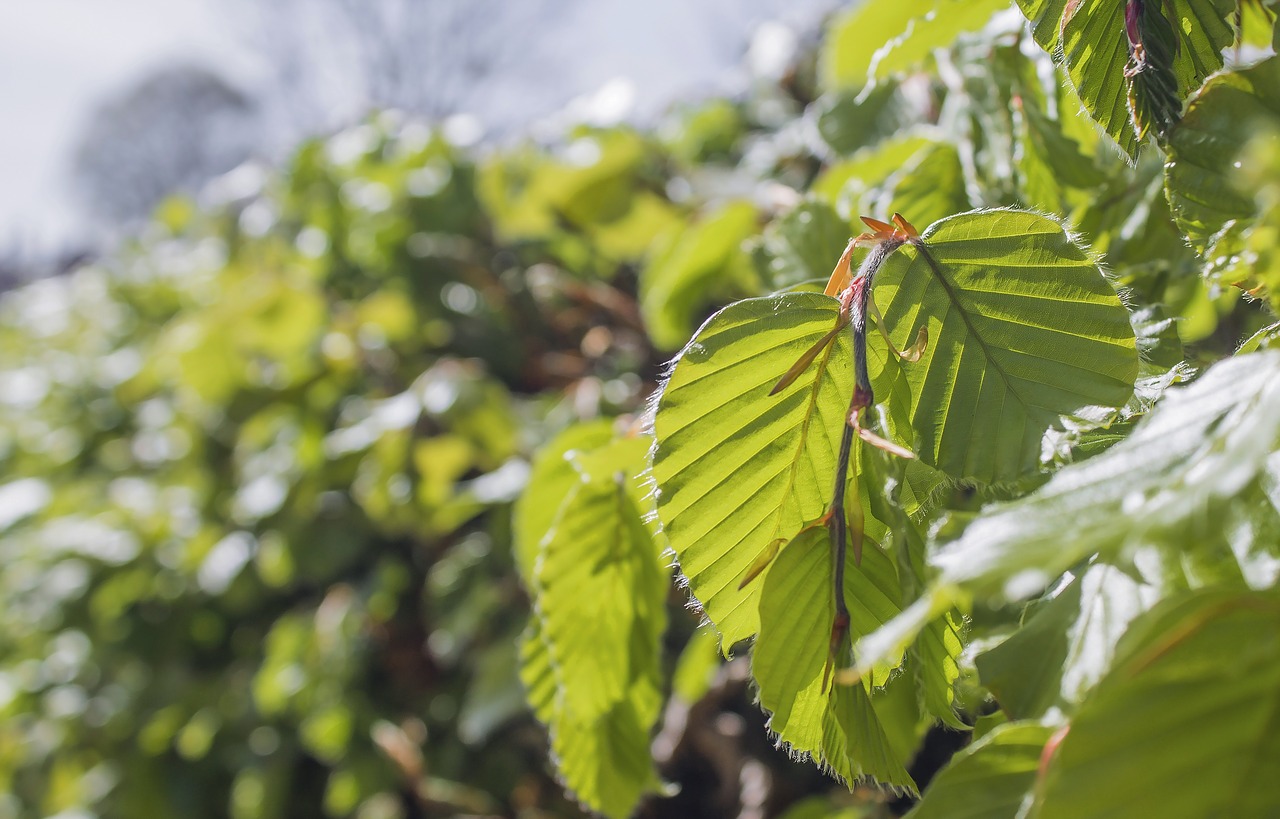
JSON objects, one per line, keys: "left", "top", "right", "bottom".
{"left": 1022, "top": 0, "right": 1234, "bottom": 156}
{"left": 652, "top": 293, "right": 854, "bottom": 651}
{"left": 753, "top": 527, "right": 913, "bottom": 791}
{"left": 521, "top": 621, "right": 661, "bottom": 819}
{"left": 519, "top": 430, "right": 667, "bottom": 817}
{"left": 513, "top": 420, "right": 615, "bottom": 576}
{"left": 869, "top": 209, "right": 1138, "bottom": 483}
{"left": 976, "top": 563, "right": 1157, "bottom": 720}
{"left": 929, "top": 350, "right": 1280, "bottom": 600}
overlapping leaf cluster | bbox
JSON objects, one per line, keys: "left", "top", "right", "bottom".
{"left": 5, "top": 2, "right": 1280, "bottom": 819}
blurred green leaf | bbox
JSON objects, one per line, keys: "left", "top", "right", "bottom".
{"left": 641, "top": 201, "right": 759, "bottom": 350}
{"left": 976, "top": 563, "right": 1157, "bottom": 720}
{"left": 1034, "top": 589, "right": 1280, "bottom": 818}
{"left": 907, "top": 722, "right": 1053, "bottom": 819}
{"left": 822, "top": 0, "right": 1005, "bottom": 90}
{"left": 1166, "top": 58, "right": 1280, "bottom": 251}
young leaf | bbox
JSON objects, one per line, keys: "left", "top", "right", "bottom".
{"left": 651, "top": 293, "right": 855, "bottom": 652}
{"left": 869, "top": 209, "right": 1138, "bottom": 484}
{"left": 752, "top": 526, "right": 914, "bottom": 791}
{"left": 1033, "top": 589, "right": 1280, "bottom": 817}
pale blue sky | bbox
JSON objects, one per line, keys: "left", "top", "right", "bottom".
{"left": 0, "top": 0, "right": 836, "bottom": 258}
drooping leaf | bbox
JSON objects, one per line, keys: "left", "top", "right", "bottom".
{"left": 907, "top": 722, "right": 1054, "bottom": 819}
{"left": 753, "top": 526, "right": 914, "bottom": 791}
{"left": 520, "top": 621, "right": 661, "bottom": 819}
{"left": 869, "top": 209, "right": 1138, "bottom": 484}
{"left": 519, "top": 433, "right": 668, "bottom": 817}
{"left": 651, "top": 293, "right": 855, "bottom": 652}
{"left": 1033, "top": 589, "right": 1280, "bottom": 818}
{"left": 533, "top": 470, "right": 665, "bottom": 721}
{"left": 1023, "top": 0, "right": 1234, "bottom": 156}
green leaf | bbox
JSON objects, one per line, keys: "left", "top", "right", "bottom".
{"left": 757, "top": 200, "right": 853, "bottom": 290}
{"left": 519, "top": 432, "right": 668, "bottom": 817}
{"left": 821, "top": 0, "right": 1007, "bottom": 90}
{"left": 907, "top": 722, "right": 1054, "bottom": 819}
{"left": 651, "top": 293, "right": 854, "bottom": 652}
{"left": 1027, "top": 0, "right": 1233, "bottom": 156}
{"left": 815, "top": 84, "right": 923, "bottom": 157}
{"left": 513, "top": 420, "right": 615, "bottom": 577}
{"left": 753, "top": 526, "right": 914, "bottom": 791}
{"left": 1033, "top": 589, "right": 1280, "bottom": 818}
{"left": 862, "top": 450, "right": 965, "bottom": 729}
{"left": 533, "top": 473, "right": 665, "bottom": 721}
{"left": 867, "top": 0, "right": 1010, "bottom": 83}
{"left": 1165, "top": 57, "right": 1280, "bottom": 252}
{"left": 869, "top": 209, "right": 1138, "bottom": 484}
{"left": 1016, "top": 0, "right": 1071, "bottom": 52}
{"left": 641, "top": 201, "right": 759, "bottom": 350}
{"left": 672, "top": 626, "right": 722, "bottom": 703}
{"left": 931, "top": 350, "right": 1280, "bottom": 601}
{"left": 975, "top": 563, "right": 1157, "bottom": 720}
{"left": 812, "top": 133, "right": 935, "bottom": 208}
{"left": 1016, "top": 96, "right": 1105, "bottom": 213}
{"left": 880, "top": 142, "right": 972, "bottom": 232}
{"left": 520, "top": 622, "right": 661, "bottom": 819}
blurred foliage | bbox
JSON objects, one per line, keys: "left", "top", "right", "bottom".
{"left": 3, "top": 2, "right": 1280, "bottom": 819}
